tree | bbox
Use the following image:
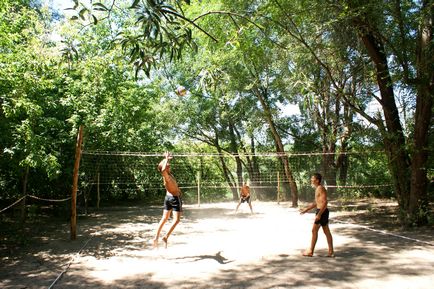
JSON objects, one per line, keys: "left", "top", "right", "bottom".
{"left": 340, "top": 0, "right": 433, "bottom": 225}
{"left": 265, "top": 0, "right": 432, "bottom": 224}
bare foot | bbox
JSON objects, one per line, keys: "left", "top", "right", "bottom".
{"left": 327, "top": 252, "right": 335, "bottom": 258}
{"left": 302, "top": 250, "right": 313, "bottom": 257}
{"left": 152, "top": 238, "right": 158, "bottom": 248}
{"left": 162, "top": 236, "right": 168, "bottom": 248}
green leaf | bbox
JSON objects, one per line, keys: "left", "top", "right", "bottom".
{"left": 130, "top": 0, "right": 141, "bottom": 9}
{"left": 79, "top": 8, "right": 88, "bottom": 21}
{"left": 72, "top": 0, "right": 79, "bottom": 10}
{"left": 93, "top": 2, "right": 109, "bottom": 11}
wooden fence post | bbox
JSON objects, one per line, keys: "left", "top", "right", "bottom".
{"left": 197, "top": 170, "right": 201, "bottom": 207}
{"left": 97, "top": 172, "right": 100, "bottom": 210}
{"left": 71, "top": 125, "right": 83, "bottom": 240}
{"left": 277, "top": 171, "right": 281, "bottom": 204}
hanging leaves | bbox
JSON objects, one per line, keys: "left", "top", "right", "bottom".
{"left": 67, "top": 0, "right": 201, "bottom": 77}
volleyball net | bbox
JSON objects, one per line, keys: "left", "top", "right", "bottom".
{"left": 78, "top": 150, "right": 392, "bottom": 205}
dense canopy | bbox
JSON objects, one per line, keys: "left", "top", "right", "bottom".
{"left": 0, "top": 0, "right": 432, "bottom": 226}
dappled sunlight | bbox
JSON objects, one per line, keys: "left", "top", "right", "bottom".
{"left": 357, "top": 275, "right": 434, "bottom": 289}
{"left": 81, "top": 256, "right": 154, "bottom": 283}
{"left": 2, "top": 202, "right": 433, "bottom": 288}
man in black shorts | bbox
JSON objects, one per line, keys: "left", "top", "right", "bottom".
{"left": 152, "top": 152, "right": 182, "bottom": 248}
{"left": 300, "top": 173, "right": 334, "bottom": 257}
{"left": 235, "top": 181, "right": 253, "bottom": 213}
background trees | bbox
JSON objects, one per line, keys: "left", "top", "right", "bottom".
{"left": 0, "top": 0, "right": 431, "bottom": 226}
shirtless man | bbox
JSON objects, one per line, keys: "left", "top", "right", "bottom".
{"left": 235, "top": 181, "right": 253, "bottom": 213}
{"left": 152, "top": 152, "right": 182, "bottom": 248}
{"left": 300, "top": 173, "right": 334, "bottom": 257}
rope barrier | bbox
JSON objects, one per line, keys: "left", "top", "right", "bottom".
{"left": 28, "top": 195, "right": 72, "bottom": 202}
{"left": 48, "top": 234, "right": 94, "bottom": 289}
{"left": 0, "top": 196, "right": 26, "bottom": 214}
{"left": 0, "top": 192, "right": 82, "bottom": 214}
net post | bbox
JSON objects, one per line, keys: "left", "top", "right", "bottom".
{"left": 277, "top": 171, "right": 281, "bottom": 204}
{"left": 197, "top": 170, "right": 201, "bottom": 207}
{"left": 97, "top": 172, "right": 100, "bottom": 209}
{"left": 71, "top": 125, "right": 83, "bottom": 240}
{"left": 20, "top": 166, "right": 29, "bottom": 227}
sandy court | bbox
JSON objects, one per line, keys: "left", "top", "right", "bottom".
{"left": 1, "top": 201, "right": 434, "bottom": 288}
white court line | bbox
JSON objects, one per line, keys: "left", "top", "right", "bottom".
{"left": 48, "top": 235, "right": 94, "bottom": 289}
{"left": 332, "top": 219, "right": 434, "bottom": 246}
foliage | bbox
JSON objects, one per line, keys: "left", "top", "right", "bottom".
{"left": 66, "top": 0, "right": 201, "bottom": 77}
{"left": 0, "top": 0, "right": 431, "bottom": 227}
{"left": 0, "top": 0, "right": 73, "bottom": 199}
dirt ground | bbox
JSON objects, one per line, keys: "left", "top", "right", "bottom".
{"left": 1, "top": 199, "right": 434, "bottom": 289}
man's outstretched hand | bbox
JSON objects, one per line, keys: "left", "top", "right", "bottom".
{"left": 164, "top": 151, "right": 173, "bottom": 159}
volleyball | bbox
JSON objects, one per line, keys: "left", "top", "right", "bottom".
{"left": 175, "top": 86, "right": 187, "bottom": 96}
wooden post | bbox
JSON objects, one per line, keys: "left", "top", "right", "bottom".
{"left": 97, "top": 172, "right": 100, "bottom": 210}
{"left": 20, "top": 166, "right": 30, "bottom": 227}
{"left": 197, "top": 170, "right": 201, "bottom": 207}
{"left": 277, "top": 171, "right": 280, "bottom": 204}
{"left": 71, "top": 125, "right": 83, "bottom": 240}
{"left": 84, "top": 190, "right": 88, "bottom": 216}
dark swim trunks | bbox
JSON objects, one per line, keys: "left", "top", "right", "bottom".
{"left": 314, "top": 208, "right": 329, "bottom": 226}
{"left": 240, "top": 195, "right": 251, "bottom": 203}
{"left": 163, "top": 194, "right": 183, "bottom": 212}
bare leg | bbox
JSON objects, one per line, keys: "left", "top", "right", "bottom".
{"left": 162, "top": 210, "right": 181, "bottom": 248}
{"left": 248, "top": 200, "right": 253, "bottom": 214}
{"left": 303, "top": 223, "right": 321, "bottom": 256}
{"left": 153, "top": 209, "right": 171, "bottom": 248}
{"left": 235, "top": 200, "right": 242, "bottom": 213}
{"left": 322, "top": 225, "right": 334, "bottom": 256}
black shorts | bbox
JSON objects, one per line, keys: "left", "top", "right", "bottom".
{"left": 163, "top": 194, "right": 182, "bottom": 212}
{"left": 240, "top": 196, "right": 251, "bottom": 203}
{"left": 314, "top": 208, "right": 329, "bottom": 226}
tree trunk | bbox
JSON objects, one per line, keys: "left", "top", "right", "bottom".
{"left": 337, "top": 153, "right": 349, "bottom": 186}
{"left": 213, "top": 131, "right": 238, "bottom": 200}
{"left": 311, "top": 81, "right": 340, "bottom": 197}
{"left": 352, "top": 15, "right": 412, "bottom": 214}
{"left": 216, "top": 147, "right": 238, "bottom": 200}
{"left": 254, "top": 87, "right": 298, "bottom": 206}
{"left": 409, "top": 1, "right": 433, "bottom": 225}
{"left": 228, "top": 120, "right": 243, "bottom": 188}
{"left": 249, "top": 136, "right": 262, "bottom": 199}
{"left": 235, "top": 127, "right": 263, "bottom": 199}
{"left": 321, "top": 151, "right": 337, "bottom": 197}
{"left": 337, "top": 104, "right": 352, "bottom": 186}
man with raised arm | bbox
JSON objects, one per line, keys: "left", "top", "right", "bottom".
{"left": 300, "top": 173, "right": 334, "bottom": 257}
{"left": 152, "top": 152, "right": 182, "bottom": 248}
{"left": 235, "top": 181, "right": 253, "bottom": 214}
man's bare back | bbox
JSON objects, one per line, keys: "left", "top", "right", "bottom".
{"left": 158, "top": 155, "right": 180, "bottom": 196}
{"left": 162, "top": 171, "right": 180, "bottom": 196}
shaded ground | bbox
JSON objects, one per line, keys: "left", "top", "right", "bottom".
{"left": 1, "top": 199, "right": 433, "bottom": 289}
